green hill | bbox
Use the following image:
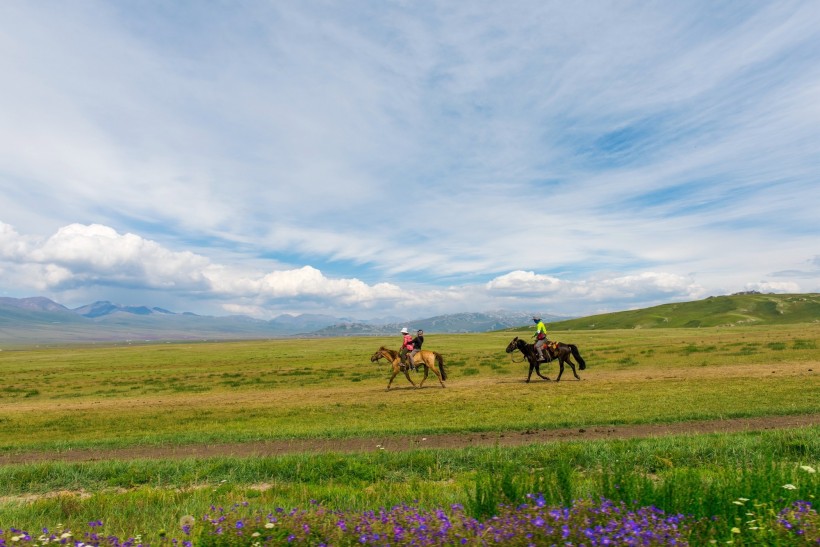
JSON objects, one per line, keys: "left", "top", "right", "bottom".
{"left": 541, "top": 292, "right": 820, "bottom": 331}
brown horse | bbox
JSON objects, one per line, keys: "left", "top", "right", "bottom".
{"left": 505, "top": 336, "right": 586, "bottom": 383}
{"left": 370, "top": 346, "right": 447, "bottom": 390}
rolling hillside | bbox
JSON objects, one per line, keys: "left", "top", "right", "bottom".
{"left": 540, "top": 292, "right": 820, "bottom": 330}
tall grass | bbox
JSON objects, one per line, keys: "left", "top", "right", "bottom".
{"left": 1, "top": 427, "right": 817, "bottom": 542}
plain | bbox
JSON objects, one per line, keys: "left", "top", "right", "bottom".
{"left": 0, "top": 323, "right": 818, "bottom": 543}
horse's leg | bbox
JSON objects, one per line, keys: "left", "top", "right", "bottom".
{"left": 423, "top": 356, "right": 445, "bottom": 388}
{"left": 435, "top": 364, "right": 445, "bottom": 387}
{"left": 526, "top": 359, "right": 536, "bottom": 382}
{"left": 417, "top": 364, "right": 429, "bottom": 388}
{"left": 386, "top": 365, "right": 399, "bottom": 390}
{"left": 555, "top": 357, "right": 565, "bottom": 381}
{"left": 388, "top": 361, "right": 415, "bottom": 390}
{"left": 404, "top": 367, "right": 417, "bottom": 388}
{"left": 400, "top": 359, "right": 417, "bottom": 388}
{"left": 533, "top": 357, "right": 551, "bottom": 381}
{"left": 431, "top": 365, "right": 444, "bottom": 387}
{"left": 568, "top": 358, "right": 581, "bottom": 380}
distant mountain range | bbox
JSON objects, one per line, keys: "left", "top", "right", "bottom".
{"left": 0, "top": 296, "right": 567, "bottom": 345}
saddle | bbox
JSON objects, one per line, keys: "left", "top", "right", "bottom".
{"left": 537, "top": 341, "right": 559, "bottom": 363}
{"left": 399, "top": 355, "right": 415, "bottom": 371}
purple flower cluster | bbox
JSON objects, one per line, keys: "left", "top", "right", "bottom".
{"left": 776, "top": 500, "right": 820, "bottom": 544}
{"left": 1, "top": 497, "right": 817, "bottom": 546}
{"left": 0, "top": 525, "right": 151, "bottom": 547}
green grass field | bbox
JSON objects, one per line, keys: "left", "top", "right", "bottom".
{"left": 1, "top": 323, "right": 818, "bottom": 544}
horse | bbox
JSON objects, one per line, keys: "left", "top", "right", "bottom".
{"left": 505, "top": 336, "right": 586, "bottom": 383}
{"left": 370, "top": 346, "right": 447, "bottom": 390}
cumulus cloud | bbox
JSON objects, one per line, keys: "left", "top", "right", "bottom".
{"left": 743, "top": 281, "right": 801, "bottom": 294}
{"left": 24, "top": 224, "right": 212, "bottom": 291}
{"left": 486, "top": 271, "right": 564, "bottom": 295}
{"left": 486, "top": 270, "right": 706, "bottom": 307}
{"left": 592, "top": 272, "right": 705, "bottom": 300}
{"left": 0, "top": 222, "right": 31, "bottom": 260}
{"left": 1, "top": 221, "right": 812, "bottom": 318}
{"left": 0, "top": 222, "right": 406, "bottom": 314}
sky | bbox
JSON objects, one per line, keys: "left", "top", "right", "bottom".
{"left": 1, "top": 1, "right": 819, "bottom": 321}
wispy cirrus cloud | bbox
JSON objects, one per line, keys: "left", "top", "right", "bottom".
{"left": 0, "top": 1, "right": 818, "bottom": 319}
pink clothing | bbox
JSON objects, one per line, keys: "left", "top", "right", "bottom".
{"left": 403, "top": 334, "right": 414, "bottom": 350}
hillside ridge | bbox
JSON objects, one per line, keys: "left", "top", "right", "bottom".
{"left": 542, "top": 292, "right": 820, "bottom": 330}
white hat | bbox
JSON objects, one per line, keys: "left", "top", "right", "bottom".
{"left": 400, "top": 327, "right": 409, "bottom": 334}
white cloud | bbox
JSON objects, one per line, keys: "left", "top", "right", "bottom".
{"left": 0, "top": 221, "right": 815, "bottom": 318}
{"left": 0, "top": 222, "right": 29, "bottom": 260}
{"left": 593, "top": 272, "right": 705, "bottom": 299}
{"left": 486, "top": 271, "right": 564, "bottom": 295}
{"left": 26, "top": 224, "right": 211, "bottom": 291}
{"left": 486, "top": 270, "right": 706, "bottom": 305}
{"left": 0, "top": 222, "right": 407, "bottom": 315}
{"left": 743, "top": 281, "right": 802, "bottom": 294}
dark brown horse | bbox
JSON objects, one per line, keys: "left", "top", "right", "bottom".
{"left": 505, "top": 336, "right": 586, "bottom": 383}
{"left": 370, "top": 346, "right": 447, "bottom": 390}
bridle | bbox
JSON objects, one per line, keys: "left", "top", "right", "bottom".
{"left": 506, "top": 338, "right": 529, "bottom": 364}
{"left": 371, "top": 349, "right": 395, "bottom": 364}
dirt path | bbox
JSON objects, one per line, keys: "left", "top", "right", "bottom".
{"left": 3, "top": 414, "right": 818, "bottom": 465}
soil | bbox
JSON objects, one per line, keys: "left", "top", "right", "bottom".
{"left": 3, "top": 414, "right": 818, "bottom": 465}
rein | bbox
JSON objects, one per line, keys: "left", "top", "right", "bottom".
{"left": 508, "top": 341, "right": 532, "bottom": 364}
{"left": 374, "top": 350, "right": 398, "bottom": 364}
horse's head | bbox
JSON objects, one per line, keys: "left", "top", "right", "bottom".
{"left": 371, "top": 346, "right": 396, "bottom": 363}
{"left": 505, "top": 337, "right": 520, "bottom": 354}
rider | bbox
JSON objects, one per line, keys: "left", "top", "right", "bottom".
{"left": 399, "top": 327, "right": 415, "bottom": 371}
{"left": 409, "top": 329, "right": 424, "bottom": 367}
{"left": 532, "top": 316, "right": 550, "bottom": 362}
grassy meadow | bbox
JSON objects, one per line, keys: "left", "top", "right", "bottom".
{"left": 1, "top": 323, "right": 818, "bottom": 544}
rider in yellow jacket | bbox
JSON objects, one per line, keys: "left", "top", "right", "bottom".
{"left": 532, "top": 316, "right": 550, "bottom": 362}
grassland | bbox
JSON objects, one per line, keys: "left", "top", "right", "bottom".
{"left": 0, "top": 323, "right": 818, "bottom": 543}
{"left": 543, "top": 292, "right": 820, "bottom": 330}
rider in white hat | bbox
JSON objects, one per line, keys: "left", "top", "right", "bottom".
{"left": 399, "top": 327, "right": 415, "bottom": 371}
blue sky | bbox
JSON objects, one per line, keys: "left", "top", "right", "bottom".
{"left": 1, "top": 1, "right": 818, "bottom": 320}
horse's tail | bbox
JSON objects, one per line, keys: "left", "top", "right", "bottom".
{"left": 570, "top": 344, "right": 586, "bottom": 370}
{"left": 435, "top": 352, "right": 447, "bottom": 381}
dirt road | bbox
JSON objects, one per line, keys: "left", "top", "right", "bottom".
{"left": 3, "top": 414, "right": 818, "bottom": 465}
